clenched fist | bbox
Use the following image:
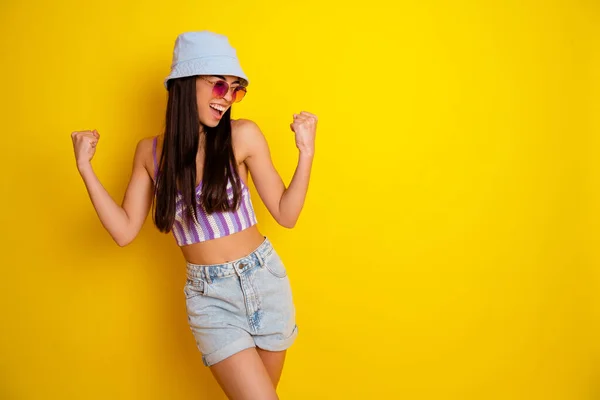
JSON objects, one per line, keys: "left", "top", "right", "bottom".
{"left": 290, "top": 111, "right": 317, "bottom": 157}
{"left": 71, "top": 129, "right": 100, "bottom": 169}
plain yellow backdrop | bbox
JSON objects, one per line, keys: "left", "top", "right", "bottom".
{"left": 1, "top": 0, "right": 599, "bottom": 399}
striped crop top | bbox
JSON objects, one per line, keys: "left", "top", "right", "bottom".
{"left": 152, "top": 136, "right": 258, "bottom": 246}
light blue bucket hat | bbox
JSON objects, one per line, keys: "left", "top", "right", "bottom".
{"left": 164, "top": 31, "right": 249, "bottom": 90}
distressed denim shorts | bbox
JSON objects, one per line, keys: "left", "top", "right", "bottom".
{"left": 183, "top": 237, "right": 298, "bottom": 367}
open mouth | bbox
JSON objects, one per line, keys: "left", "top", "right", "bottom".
{"left": 209, "top": 103, "right": 227, "bottom": 119}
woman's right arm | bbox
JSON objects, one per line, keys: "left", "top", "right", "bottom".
{"left": 71, "top": 130, "right": 155, "bottom": 247}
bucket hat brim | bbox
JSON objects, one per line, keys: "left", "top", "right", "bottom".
{"left": 164, "top": 55, "right": 249, "bottom": 89}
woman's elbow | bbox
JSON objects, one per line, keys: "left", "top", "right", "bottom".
{"left": 277, "top": 217, "right": 297, "bottom": 229}
{"left": 113, "top": 230, "right": 135, "bottom": 247}
{"left": 115, "top": 236, "right": 132, "bottom": 247}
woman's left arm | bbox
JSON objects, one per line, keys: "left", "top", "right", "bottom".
{"left": 240, "top": 112, "right": 317, "bottom": 228}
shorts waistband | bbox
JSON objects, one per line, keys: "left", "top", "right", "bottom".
{"left": 185, "top": 237, "right": 273, "bottom": 283}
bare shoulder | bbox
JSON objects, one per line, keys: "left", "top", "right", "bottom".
{"left": 133, "top": 135, "right": 159, "bottom": 178}
{"left": 134, "top": 135, "right": 157, "bottom": 159}
{"left": 231, "top": 118, "right": 267, "bottom": 160}
{"left": 231, "top": 118, "right": 262, "bottom": 139}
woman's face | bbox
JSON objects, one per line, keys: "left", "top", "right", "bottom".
{"left": 195, "top": 75, "right": 244, "bottom": 127}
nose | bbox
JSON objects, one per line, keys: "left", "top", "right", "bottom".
{"left": 223, "top": 87, "right": 234, "bottom": 103}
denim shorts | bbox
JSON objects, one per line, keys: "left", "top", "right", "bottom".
{"left": 183, "top": 237, "right": 298, "bottom": 367}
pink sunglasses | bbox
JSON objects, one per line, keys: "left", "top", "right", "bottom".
{"left": 200, "top": 76, "right": 247, "bottom": 103}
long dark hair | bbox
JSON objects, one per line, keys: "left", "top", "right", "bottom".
{"left": 153, "top": 75, "right": 242, "bottom": 233}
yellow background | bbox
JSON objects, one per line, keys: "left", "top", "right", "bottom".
{"left": 1, "top": 0, "right": 599, "bottom": 399}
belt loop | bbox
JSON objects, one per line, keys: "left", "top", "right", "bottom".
{"left": 255, "top": 251, "right": 265, "bottom": 268}
{"left": 203, "top": 268, "right": 212, "bottom": 284}
{"left": 227, "top": 262, "right": 236, "bottom": 277}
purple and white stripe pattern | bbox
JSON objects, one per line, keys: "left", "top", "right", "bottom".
{"left": 172, "top": 179, "right": 258, "bottom": 245}
{"left": 152, "top": 136, "right": 258, "bottom": 245}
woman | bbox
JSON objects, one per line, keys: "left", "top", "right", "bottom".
{"left": 70, "top": 30, "right": 317, "bottom": 399}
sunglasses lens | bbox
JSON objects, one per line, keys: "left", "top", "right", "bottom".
{"left": 233, "top": 87, "right": 247, "bottom": 103}
{"left": 213, "top": 81, "right": 229, "bottom": 98}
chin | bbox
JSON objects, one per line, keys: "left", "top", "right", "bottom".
{"left": 197, "top": 112, "right": 218, "bottom": 127}
{"left": 199, "top": 108, "right": 226, "bottom": 128}
{"left": 201, "top": 120, "right": 220, "bottom": 128}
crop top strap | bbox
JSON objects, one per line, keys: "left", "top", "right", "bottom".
{"left": 152, "top": 136, "right": 159, "bottom": 178}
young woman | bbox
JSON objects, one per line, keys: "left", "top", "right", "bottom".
{"left": 70, "top": 31, "right": 317, "bottom": 399}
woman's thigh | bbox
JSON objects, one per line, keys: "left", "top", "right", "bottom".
{"left": 209, "top": 347, "right": 279, "bottom": 400}
{"left": 257, "top": 348, "right": 287, "bottom": 388}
